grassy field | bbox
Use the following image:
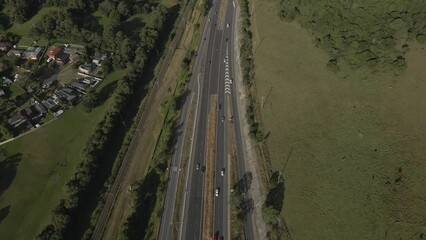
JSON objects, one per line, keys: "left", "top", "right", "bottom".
{"left": 251, "top": 0, "right": 426, "bottom": 239}
{"left": 9, "top": 7, "right": 59, "bottom": 37}
{"left": 0, "top": 69, "right": 125, "bottom": 240}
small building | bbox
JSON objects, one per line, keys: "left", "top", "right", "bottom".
{"left": 70, "top": 81, "right": 89, "bottom": 92}
{"left": 7, "top": 49, "right": 22, "bottom": 57}
{"left": 47, "top": 47, "right": 62, "bottom": 59}
{"left": 7, "top": 114, "right": 28, "bottom": 128}
{"left": 0, "top": 88, "right": 5, "bottom": 97}
{"left": 42, "top": 98, "right": 59, "bottom": 110}
{"left": 0, "top": 42, "right": 12, "bottom": 52}
{"left": 22, "top": 47, "right": 43, "bottom": 60}
{"left": 92, "top": 52, "right": 108, "bottom": 66}
{"left": 55, "top": 87, "right": 79, "bottom": 104}
{"left": 78, "top": 62, "right": 96, "bottom": 74}
{"left": 2, "top": 77, "right": 13, "bottom": 86}
{"left": 21, "top": 106, "right": 42, "bottom": 122}
{"left": 34, "top": 101, "right": 47, "bottom": 115}
{"left": 47, "top": 47, "right": 69, "bottom": 64}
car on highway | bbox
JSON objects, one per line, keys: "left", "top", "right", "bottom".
{"left": 221, "top": 168, "right": 225, "bottom": 176}
{"left": 230, "top": 78, "right": 233, "bottom": 84}
{"left": 215, "top": 188, "right": 220, "bottom": 197}
{"left": 218, "top": 103, "right": 222, "bottom": 110}
{"left": 214, "top": 231, "right": 219, "bottom": 240}
{"left": 226, "top": 23, "right": 230, "bottom": 27}
{"left": 196, "top": 163, "right": 200, "bottom": 170}
{"left": 221, "top": 116, "right": 225, "bottom": 122}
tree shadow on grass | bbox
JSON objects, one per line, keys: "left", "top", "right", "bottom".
{"left": 96, "top": 80, "right": 118, "bottom": 106}
{"left": 0, "top": 153, "right": 22, "bottom": 198}
{"left": 0, "top": 205, "right": 10, "bottom": 225}
{"left": 123, "top": 169, "right": 160, "bottom": 240}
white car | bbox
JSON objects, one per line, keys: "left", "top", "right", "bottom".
{"left": 226, "top": 23, "right": 230, "bottom": 27}
{"left": 221, "top": 168, "right": 225, "bottom": 176}
{"left": 215, "top": 188, "right": 220, "bottom": 197}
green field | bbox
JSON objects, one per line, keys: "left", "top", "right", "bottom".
{"left": 252, "top": 0, "right": 426, "bottom": 239}
{"left": 0, "top": 69, "right": 125, "bottom": 240}
{"left": 9, "top": 7, "right": 59, "bottom": 37}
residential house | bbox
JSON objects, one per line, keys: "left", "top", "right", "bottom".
{"left": 42, "top": 98, "right": 59, "bottom": 110}
{"left": 70, "top": 81, "right": 89, "bottom": 92}
{"left": 47, "top": 47, "right": 69, "bottom": 64}
{"left": 21, "top": 106, "right": 43, "bottom": 122}
{"left": 22, "top": 47, "right": 43, "bottom": 60}
{"left": 0, "top": 42, "right": 12, "bottom": 52}
{"left": 7, "top": 114, "right": 28, "bottom": 128}
{"left": 7, "top": 49, "right": 22, "bottom": 57}
{"left": 0, "top": 88, "right": 5, "bottom": 97}
{"left": 78, "top": 62, "right": 96, "bottom": 74}
{"left": 1, "top": 77, "right": 13, "bottom": 86}
{"left": 55, "top": 87, "right": 79, "bottom": 104}
{"left": 92, "top": 52, "right": 108, "bottom": 66}
{"left": 34, "top": 101, "right": 47, "bottom": 115}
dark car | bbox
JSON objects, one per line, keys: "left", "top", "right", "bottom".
{"left": 218, "top": 104, "right": 222, "bottom": 110}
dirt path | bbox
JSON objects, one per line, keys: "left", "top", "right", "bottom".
{"left": 233, "top": 3, "right": 268, "bottom": 239}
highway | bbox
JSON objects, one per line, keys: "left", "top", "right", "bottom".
{"left": 212, "top": 0, "right": 235, "bottom": 239}
{"left": 157, "top": 1, "right": 215, "bottom": 239}
{"left": 180, "top": 0, "right": 223, "bottom": 239}
{"left": 160, "top": 0, "right": 257, "bottom": 239}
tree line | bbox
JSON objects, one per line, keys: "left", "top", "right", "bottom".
{"left": 36, "top": 5, "right": 170, "bottom": 240}
{"left": 239, "top": 0, "right": 263, "bottom": 142}
{"left": 279, "top": 0, "right": 426, "bottom": 72}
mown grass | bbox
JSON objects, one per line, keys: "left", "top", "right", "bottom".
{"left": 0, "top": 69, "right": 126, "bottom": 240}
{"left": 251, "top": 0, "right": 426, "bottom": 239}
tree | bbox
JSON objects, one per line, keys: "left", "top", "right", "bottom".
{"left": 82, "top": 88, "right": 99, "bottom": 112}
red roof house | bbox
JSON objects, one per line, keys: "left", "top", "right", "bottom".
{"left": 47, "top": 47, "right": 63, "bottom": 59}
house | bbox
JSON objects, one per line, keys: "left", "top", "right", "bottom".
{"left": 22, "top": 47, "right": 43, "bottom": 60}
{"left": 42, "top": 77, "right": 57, "bottom": 89}
{"left": 92, "top": 52, "right": 108, "bottom": 66}
{"left": 70, "top": 81, "right": 89, "bottom": 92}
{"left": 7, "top": 114, "right": 28, "bottom": 128}
{"left": 0, "top": 42, "right": 12, "bottom": 52}
{"left": 2, "top": 77, "right": 13, "bottom": 86}
{"left": 34, "top": 101, "right": 47, "bottom": 115}
{"left": 55, "top": 52, "right": 70, "bottom": 64}
{"left": 78, "top": 62, "right": 96, "bottom": 74}
{"left": 47, "top": 47, "right": 62, "bottom": 59}
{"left": 42, "top": 98, "right": 59, "bottom": 110}
{"left": 0, "top": 88, "right": 5, "bottom": 97}
{"left": 47, "top": 47, "right": 69, "bottom": 64}
{"left": 55, "top": 87, "right": 79, "bottom": 104}
{"left": 7, "top": 49, "right": 22, "bottom": 57}
{"left": 21, "top": 106, "right": 43, "bottom": 122}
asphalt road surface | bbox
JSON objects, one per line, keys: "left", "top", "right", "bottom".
{"left": 161, "top": 0, "right": 257, "bottom": 239}
{"left": 157, "top": 2, "right": 214, "bottom": 239}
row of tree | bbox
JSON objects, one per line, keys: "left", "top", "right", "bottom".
{"left": 36, "top": 5, "right": 170, "bottom": 240}
{"left": 239, "top": 0, "right": 263, "bottom": 142}
{"left": 279, "top": 0, "right": 426, "bottom": 71}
